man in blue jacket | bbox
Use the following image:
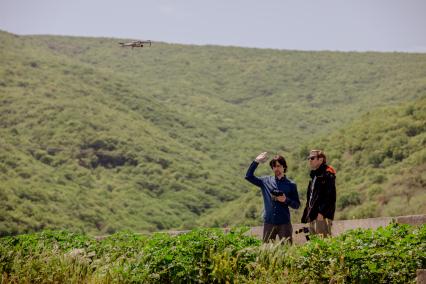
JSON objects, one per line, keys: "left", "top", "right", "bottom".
{"left": 245, "top": 152, "right": 300, "bottom": 243}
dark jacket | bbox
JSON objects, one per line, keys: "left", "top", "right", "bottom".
{"left": 245, "top": 161, "right": 300, "bottom": 225}
{"left": 301, "top": 163, "right": 336, "bottom": 223}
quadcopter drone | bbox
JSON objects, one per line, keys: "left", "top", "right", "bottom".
{"left": 118, "top": 40, "right": 152, "bottom": 48}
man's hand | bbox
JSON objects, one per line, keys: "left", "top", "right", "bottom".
{"left": 317, "top": 213, "right": 324, "bottom": 221}
{"left": 276, "top": 194, "right": 286, "bottom": 203}
{"left": 255, "top": 152, "right": 268, "bottom": 163}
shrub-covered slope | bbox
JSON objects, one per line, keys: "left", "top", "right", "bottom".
{"left": 200, "top": 97, "right": 426, "bottom": 226}
{"left": 0, "top": 30, "right": 425, "bottom": 235}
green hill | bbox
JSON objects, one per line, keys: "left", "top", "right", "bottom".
{"left": 199, "top": 97, "right": 426, "bottom": 226}
{"left": 0, "top": 30, "right": 425, "bottom": 235}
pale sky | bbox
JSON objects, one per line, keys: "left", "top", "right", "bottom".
{"left": 0, "top": 0, "right": 425, "bottom": 52}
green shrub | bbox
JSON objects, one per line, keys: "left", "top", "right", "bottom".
{"left": 1, "top": 224, "right": 424, "bottom": 283}
{"left": 338, "top": 191, "right": 361, "bottom": 209}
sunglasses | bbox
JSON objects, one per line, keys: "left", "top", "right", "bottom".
{"left": 308, "top": 156, "right": 317, "bottom": 161}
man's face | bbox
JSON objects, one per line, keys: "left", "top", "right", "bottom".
{"left": 271, "top": 161, "right": 284, "bottom": 177}
{"left": 308, "top": 153, "right": 323, "bottom": 170}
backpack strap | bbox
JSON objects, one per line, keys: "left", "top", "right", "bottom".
{"left": 326, "top": 165, "right": 336, "bottom": 175}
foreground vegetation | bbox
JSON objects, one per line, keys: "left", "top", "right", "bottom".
{"left": 1, "top": 223, "right": 425, "bottom": 283}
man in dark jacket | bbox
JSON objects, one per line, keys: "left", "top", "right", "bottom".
{"left": 245, "top": 152, "right": 300, "bottom": 243}
{"left": 301, "top": 150, "right": 336, "bottom": 237}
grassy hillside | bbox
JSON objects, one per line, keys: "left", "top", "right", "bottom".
{"left": 0, "top": 30, "right": 425, "bottom": 235}
{"left": 200, "top": 97, "right": 426, "bottom": 226}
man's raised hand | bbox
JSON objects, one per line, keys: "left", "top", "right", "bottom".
{"left": 255, "top": 152, "right": 268, "bottom": 163}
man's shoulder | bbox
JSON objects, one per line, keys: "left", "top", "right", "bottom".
{"left": 256, "top": 175, "right": 270, "bottom": 182}
{"left": 325, "top": 173, "right": 336, "bottom": 180}
{"left": 325, "top": 165, "right": 336, "bottom": 175}
{"left": 285, "top": 177, "right": 297, "bottom": 186}
{"left": 318, "top": 165, "right": 336, "bottom": 178}
{"left": 263, "top": 175, "right": 275, "bottom": 181}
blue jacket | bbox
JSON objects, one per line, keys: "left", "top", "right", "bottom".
{"left": 245, "top": 161, "right": 300, "bottom": 224}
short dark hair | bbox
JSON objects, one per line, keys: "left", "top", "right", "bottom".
{"left": 269, "top": 155, "right": 287, "bottom": 173}
{"left": 310, "top": 150, "right": 327, "bottom": 164}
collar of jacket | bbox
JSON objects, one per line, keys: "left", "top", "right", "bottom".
{"left": 275, "top": 175, "right": 287, "bottom": 181}
{"left": 310, "top": 163, "right": 327, "bottom": 178}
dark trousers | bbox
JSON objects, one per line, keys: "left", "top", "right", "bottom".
{"left": 263, "top": 223, "right": 293, "bottom": 243}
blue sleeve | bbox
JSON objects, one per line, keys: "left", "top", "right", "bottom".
{"left": 284, "top": 183, "right": 300, "bottom": 209}
{"left": 245, "top": 161, "right": 263, "bottom": 187}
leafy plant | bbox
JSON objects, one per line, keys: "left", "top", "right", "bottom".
{"left": 1, "top": 224, "right": 424, "bottom": 283}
